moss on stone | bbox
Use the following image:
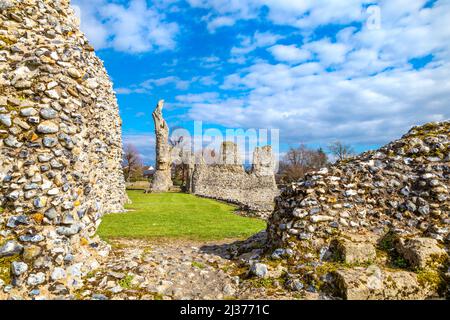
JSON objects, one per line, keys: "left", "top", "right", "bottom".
{"left": 416, "top": 268, "right": 446, "bottom": 293}
{"left": 0, "top": 35, "right": 16, "bottom": 46}
{"left": 407, "top": 122, "right": 450, "bottom": 139}
{"left": 247, "top": 276, "right": 286, "bottom": 290}
{"left": 152, "top": 292, "right": 164, "bottom": 300}
{"left": 0, "top": 255, "right": 19, "bottom": 284}
{"left": 191, "top": 261, "right": 206, "bottom": 269}
{"left": 376, "top": 231, "right": 411, "bottom": 269}
{"left": 118, "top": 274, "right": 135, "bottom": 289}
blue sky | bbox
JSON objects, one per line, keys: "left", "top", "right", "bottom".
{"left": 72, "top": 0, "right": 450, "bottom": 164}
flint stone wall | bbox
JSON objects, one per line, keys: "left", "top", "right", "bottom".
{"left": 268, "top": 121, "right": 450, "bottom": 247}
{"left": 265, "top": 121, "right": 450, "bottom": 298}
{"left": 0, "top": 0, "right": 126, "bottom": 298}
{"left": 191, "top": 143, "right": 279, "bottom": 217}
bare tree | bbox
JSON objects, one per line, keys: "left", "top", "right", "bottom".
{"left": 328, "top": 141, "right": 355, "bottom": 162}
{"left": 277, "top": 145, "right": 328, "bottom": 183}
{"left": 123, "top": 144, "right": 143, "bottom": 182}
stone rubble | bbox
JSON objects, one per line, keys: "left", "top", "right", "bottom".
{"left": 20, "top": 238, "right": 317, "bottom": 300}
{"left": 264, "top": 121, "right": 450, "bottom": 299}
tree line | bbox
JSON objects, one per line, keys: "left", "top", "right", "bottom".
{"left": 276, "top": 141, "right": 354, "bottom": 184}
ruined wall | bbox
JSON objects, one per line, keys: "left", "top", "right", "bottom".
{"left": 265, "top": 121, "right": 449, "bottom": 299}
{"left": 0, "top": 0, "right": 126, "bottom": 298}
{"left": 191, "top": 143, "right": 279, "bottom": 217}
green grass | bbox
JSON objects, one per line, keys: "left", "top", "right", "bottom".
{"left": 97, "top": 191, "right": 266, "bottom": 241}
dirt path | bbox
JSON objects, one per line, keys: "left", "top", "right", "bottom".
{"left": 77, "top": 237, "right": 318, "bottom": 300}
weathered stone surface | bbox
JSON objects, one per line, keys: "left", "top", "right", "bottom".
{"left": 395, "top": 237, "right": 448, "bottom": 269}
{"left": 190, "top": 142, "right": 279, "bottom": 217}
{"left": 150, "top": 100, "right": 173, "bottom": 193}
{"left": 11, "top": 262, "right": 28, "bottom": 276}
{"left": 332, "top": 266, "right": 434, "bottom": 300}
{"left": 265, "top": 121, "right": 450, "bottom": 299}
{"left": 65, "top": 238, "right": 308, "bottom": 301}
{"left": 268, "top": 121, "right": 450, "bottom": 250}
{"left": 0, "top": 115, "right": 11, "bottom": 127}
{"left": 250, "top": 263, "right": 268, "bottom": 278}
{"left": 0, "top": 0, "right": 126, "bottom": 299}
{"left": 0, "top": 241, "right": 23, "bottom": 258}
{"left": 331, "top": 236, "right": 377, "bottom": 264}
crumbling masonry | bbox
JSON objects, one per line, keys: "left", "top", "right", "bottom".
{"left": 189, "top": 142, "right": 279, "bottom": 217}
{"left": 0, "top": 0, "right": 126, "bottom": 298}
{"left": 264, "top": 121, "right": 450, "bottom": 299}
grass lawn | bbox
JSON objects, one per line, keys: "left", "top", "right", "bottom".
{"left": 97, "top": 191, "right": 267, "bottom": 241}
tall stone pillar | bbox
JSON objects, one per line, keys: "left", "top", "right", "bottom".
{"left": 150, "top": 100, "right": 173, "bottom": 192}
{"left": 252, "top": 146, "right": 275, "bottom": 176}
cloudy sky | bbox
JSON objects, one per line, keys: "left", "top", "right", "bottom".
{"left": 72, "top": 0, "right": 450, "bottom": 164}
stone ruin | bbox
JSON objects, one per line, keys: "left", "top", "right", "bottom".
{"left": 0, "top": 0, "right": 126, "bottom": 298}
{"left": 188, "top": 141, "right": 279, "bottom": 218}
{"left": 0, "top": 0, "right": 447, "bottom": 302}
{"left": 261, "top": 121, "right": 450, "bottom": 299}
{"left": 149, "top": 101, "right": 279, "bottom": 217}
{"left": 149, "top": 100, "right": 172, "bottom": 193}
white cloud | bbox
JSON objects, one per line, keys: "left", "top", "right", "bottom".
{"left": 198, "top": 55, "right": 222, "bottom": 69}
{"left": 72, "top": 0, "right": 178, "bottom": 53}
{"left": 188, "top": 0, "right": 260, "bottom": 20}
{"left": 176, "top": 92, "right": 220, "bottom": 103}
{"left": 197, "top": 76, "right": 219, "bottom": 86}
{"left": 228, "top": 32, "right": 283, "bottom": 65}
{"left": 228, "top": 56, "right": 248, "bottom": 64}
{"left": 115, "top": 76, "right": 191, "bottom": 95}
{"left": 188, "top": 60, "right": 450, "bottom": 145}
{"left": 231, "top": 32, "right": 284, "bottom": 55}
{"left": 268, "top": 44, "right": 311, "bottom": 63}
{"left": 82, "top": 0, "right": 450, "bottom": 151}
{"left": 303, "top": 39, "right": 349, "bottom": 67}
{"left": 206, "top": 16, "right": 236, "bottom": 32}
{"left": 182, "top": 0, "right": 450, "bottom": 148}
{"left": 186, "top": 0, "right": 370, "bottom": 32}
{"left": 142, "top": 76, "right": 191, "bottom": 90}
{"left": 264, "top": 0, "right": 369, "bottom": 28}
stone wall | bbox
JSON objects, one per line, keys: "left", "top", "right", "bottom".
{"left": 191, "top": 143, "right": 279, "bottom": 217}
{"left": 264, "top": 121, "right": 449, "bottom": 299}
{"left": 0, "top": 0, "right": 126, "bottom": 298}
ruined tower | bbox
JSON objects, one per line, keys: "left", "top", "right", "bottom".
{"left": 0, "top": 0, "right": 126, "bottom": 298}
